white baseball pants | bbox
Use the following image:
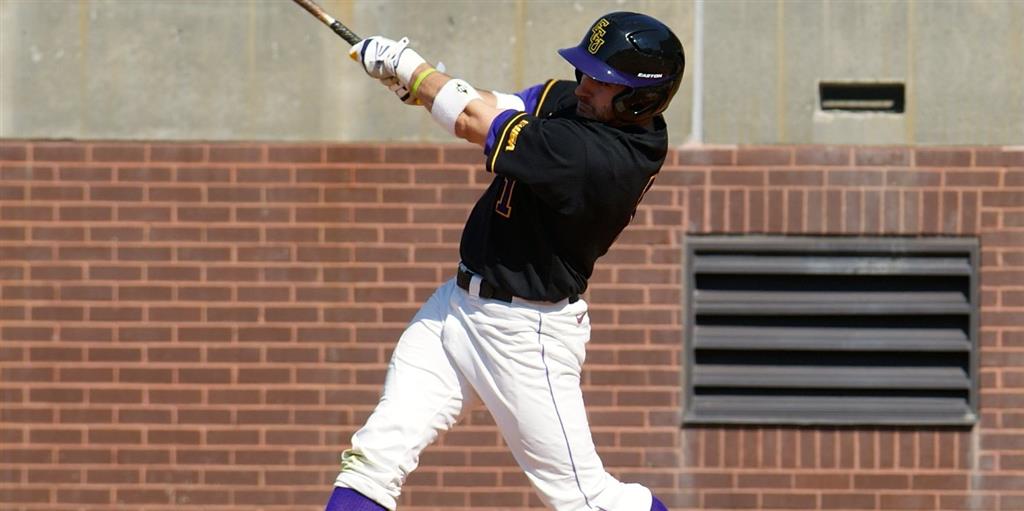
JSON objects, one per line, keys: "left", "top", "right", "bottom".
{"left": 335, "top": 277, "right": 653, "bottom": 511}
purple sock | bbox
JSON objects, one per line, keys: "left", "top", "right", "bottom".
{"left": 324, "top": 487, "right": 386, "bottom": 511}
{"left": 651, "top": 495, "right": 669, "bottom": 511}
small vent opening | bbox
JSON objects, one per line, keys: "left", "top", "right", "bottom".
{"left": 820, "top": 82, "right": 905, "bottom": 113}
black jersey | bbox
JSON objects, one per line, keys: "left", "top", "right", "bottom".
{"left": 459, "top": 80, "right": 668, "bottom": 302}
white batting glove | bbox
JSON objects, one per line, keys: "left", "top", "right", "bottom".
{"left": 379, "top": 76, "right": 416, "bottom": 105}
{"left": 349, "top": 36, "right": 426, "bottom": 84}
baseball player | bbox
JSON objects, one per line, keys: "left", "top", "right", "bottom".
{"left": 325, "top": 11, "right": 685, "bottom": 511}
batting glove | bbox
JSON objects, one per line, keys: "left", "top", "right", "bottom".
{"left": 349, "top": 36, "right": 426, "bottom": 84}
{"left": 379, "top": 76, "right": 416, "bottom": 105}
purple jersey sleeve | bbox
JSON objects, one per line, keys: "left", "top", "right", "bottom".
{"left": 514, "top": 83, "right": 547, "bottom": 115}
{"left": 484, "top": 110, "right": 521, "bottom": 155}
{"left": 484, "top": 83, "right": 547, "bottom": 155}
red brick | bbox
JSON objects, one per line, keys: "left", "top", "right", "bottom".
{"left": 327, "top": 144, "right": 382, "bottom": 163}
{"left": 855, "top": 146, "right": 910, "bottom": 166}
{"left": 822, "top": 493, "right": 875, "bottom": 509}
{"left": 57, "top": 488, "right": 110, "bottom": 504}
{"left": 0, "top": 245, "right": 51, "bottom": 261}
{"left": 795, "top": 145, "right": 851, "bottom": 166}
{"left": 711, "top": 169, "right": 764, "bottom": 186}
{"left": 976, "top": 149, "right": 1024, "bottom": 167}
{"left": 412, "top": 207, "right": 472, "bottom": 225}
{"left": 855, "top": 474, "right": 909, "bottom": 489}
{"left": 30, "top": 185, "right": 84, "bottom": 200}
{"left": 414, "top": 167, "right": 472, "bottom": 184}
{"left": 1007, "top": 169, "right": 1024, "bottom": 186}
{"left": 384, "top": 145, "right": 441, "bottom": 164}
{"left": 0, "top": 226, "right": 26, "bottom": 240}
{"left": 117, "top": 205, "right": 171, "bottom": 221}
{"left": 705, "top": 493, "right": 759, "bottom": 509}
{"left": 354, "top": 166, "right": 412, "bottom": 184}
{"left": 88, "top": 347, "right": 141, "bottom": 362}
{"left": 119, "top": 368, "right": 172, "bottom": 384}
{"left": 880, "top": 494, "right": 936, "bottom": 510}
{"left": 298, "top": 246, "right": 354, "bottom": 262}
{"left": 768, "top": 169, "right": 824, "bottom": 186}
{"left": 204, "top": 306, "right": 257, "bottom": 322}
{"left": 387, "top": 187, "right": 438, "bottom": 203}
{"left": 59, "top": 165, "right": 112, "bottom": 181}
{"left": 150, "top": 186, "right": 203, "bottom": 201}
{"left": 146, "top": 469, "right": 198, "bottom": 484}
{"left": 28, "top": 388, "right": 83, "bottom": 403}
{"left": 0, "top": 183, "right": 25, "bottom": 200}
{"left": 117, "top": 489, "right": 170, "bottom": 505}
{"left": 150, "top": 144, "right": 206, "bottom": 162}
{"left": 263, "top": 228, "right": 317, "bottom": 243}
{"left": 237, "top": 246, "right": 292, "bottom": 262}
{"left": 176, "top": 166, "right": 231, "bottom": 182}
{"left": 34, "top": 143, "right": 87, "bottom": 162}
{"left": 298, "top": 167, "right": 354, "bottom": 183}
{"left": 915, "top": 148, "right": 972, "bottom": 167}
{"left": 1, "top": 164, "right": 54, "bottom": 180}
{"left": 442, "top": 145, "right": 486, "bottom": 165}
{"left": 677, "top": 147, "right": 735, "bottom": 166}
{"left": 2, "top": 205, "right": 53, "bottom": 221}
{"left": 87, "top": 469, "right": 139, "bottom": 484}
{"left": 270, "top": 145, "right": 321, "bottom": 162}
{"left": 117, "top": 246, "right": 172, "bottom": 262}
{"left": 263, "top": 266, "right": 320, "bottom": 282}
{"left": 737, "top": 147, "right": 792, "bottom": 166}
{"left": 267, "top": 187, "right": 320, "bottom": 202}
{"left": 827, "top": 169, "right": 885, "bottom": 186}
{"left": 117, "top": 166, "right": 172, "bottom": 181}
{"left": 982, "top": 190, "right": 1024, "bottom": 207}
{"left": 59, "top": 205, "right": 112, "bottom": 221}
{"left": 0, "top": 142, "right": 28, "bottom": 161}
{"left": 89, "top": 388, "right": 143, "bottom": 404}
{"left": 238, "top": 166, "right": 291, "bottom": 182}
{"left": 177, "top": 247, "right": 231, "bottom": 262}
{"left": 323, "top": 188, "right": 376, "bottom": 203}
{"left": 296, "top": 206, "right": 351, "bottom": 223}
{"left": 204, "top": 227, "right": 259, "bottom": 243}
{"left": 92, "top": 144, "right": 145, "bottom": 162}
{"left": 2, "top": 325, "right": 53, "bottom": 340}
{"left": 209, "top": 145, "right": 263, "bottom": 163}
{"left": 886, "top": 169, "right": 943, "bottom": 187}
{"left": 177, "top": 206, "right": 230, "bottom": 222}
{"left": 60, "top": 245, "right": 113, "bottom": 261}
{"left": 91, "top": 226, "right": 143, "bottom": 241}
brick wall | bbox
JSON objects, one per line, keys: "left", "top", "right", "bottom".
{"left": 0, "top": 140, "right": 1021, "bottom": 510}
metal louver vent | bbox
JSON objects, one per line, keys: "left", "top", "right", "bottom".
{"left": 683, "top": 236, "right": 979, "bottom": 426}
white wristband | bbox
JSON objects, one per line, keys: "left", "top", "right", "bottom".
{"left": 395, "top": 47, "right": 426, "bottom": 85}
{"left": 431, "top": 79, "right": 481, "bottom": 135}
{"left": 492, "top": 91, "right": 526, "bottom": 112}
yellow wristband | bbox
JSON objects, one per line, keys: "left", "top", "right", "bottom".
{"left": 410, "top": 68, "right": 438, "bottom": 98}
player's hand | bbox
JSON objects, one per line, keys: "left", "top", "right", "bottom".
{"left": 349, "top": 36, "right": 425, "bottom": 84}
{"left": 379, "top": 76, "right": 417, "bottom": 105}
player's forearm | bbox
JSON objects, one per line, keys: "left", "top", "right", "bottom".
{"left": 410, "top": 63, "right": 501, "bottom": 147}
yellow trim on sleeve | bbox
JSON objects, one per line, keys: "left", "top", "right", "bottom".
{"left": 534, "top": 79, "right": 558, "bottom": 116}
{"left": 488, "top": 112, "right": 529, "bottom": 173}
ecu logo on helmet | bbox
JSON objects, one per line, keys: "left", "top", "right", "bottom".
{"left": 587, "top": 18, "right": 610, "bottom": 54}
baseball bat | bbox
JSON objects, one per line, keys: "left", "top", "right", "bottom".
{"left": 291, "top": 0, "right": 361, "bottom": 45}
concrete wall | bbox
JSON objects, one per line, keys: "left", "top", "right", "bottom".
{"left": 1, "top": 0, "right": 1022, "bottom": 145}
{"left": 703, "top": 0, "right": 1024, "bottom": 145}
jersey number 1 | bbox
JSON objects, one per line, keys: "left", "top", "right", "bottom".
{"left": 495, "top": 177, "right": 516, "bottom": 218}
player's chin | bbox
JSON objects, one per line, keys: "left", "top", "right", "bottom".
{"left": 576, "top": 103, "right": 595, "bottom": 120}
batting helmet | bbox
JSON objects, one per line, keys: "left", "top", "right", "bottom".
{"left": 558, "top": 12, "right": 685, "bottom": 124}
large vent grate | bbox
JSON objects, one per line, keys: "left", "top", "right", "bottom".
{"left": 683, "top": 236, "right": 979, "bottom": 426}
